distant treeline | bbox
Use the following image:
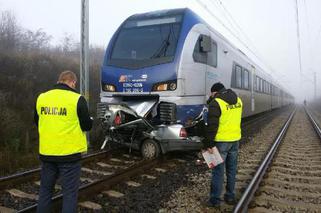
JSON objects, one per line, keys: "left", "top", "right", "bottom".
{"left": 0, "top": 10, "right": 106, "bottom": 174}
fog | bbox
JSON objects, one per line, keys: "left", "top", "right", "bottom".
{"left": 1, "top": 0, "right": 320, "bottom": 102}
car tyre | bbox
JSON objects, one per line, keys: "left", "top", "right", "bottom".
{"left": 141, "top": 139, "right": 160, "bottom": 159}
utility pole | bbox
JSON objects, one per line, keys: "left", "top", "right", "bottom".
{"left": 80, "top": 0, "right": 90, "bottom": 146}
{"left": 314, "top": 72, "right": 317, "bottom": 100}
{"left": 295, "top": 0, "right": 302, "bottom": 76}
{"left": 80, "top": 0, "right": 89, "bottom": 102}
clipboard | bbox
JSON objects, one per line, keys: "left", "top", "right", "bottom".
{"left": 202, "top": 147, "right": 224, "bottom": 169}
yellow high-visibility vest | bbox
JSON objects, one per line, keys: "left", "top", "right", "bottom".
{"left": 214, "top": 97, "right": 242, "bottom": 142}
{"left": 36, "top": 89, "right": 87, "bottom": 156}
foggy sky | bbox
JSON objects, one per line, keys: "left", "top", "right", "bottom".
{"left": 0, "top": 0, "right": 320, "bottom": 102}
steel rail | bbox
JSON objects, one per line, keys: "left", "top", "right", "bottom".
{"left": 0, "top": 150, "right": 110, "bottom": 190}
{"left": 305, "top": 107, "right": 321, "bottom": 139}
{"left": 233, "top": 108, "right": 296, "bottom": 213}
{"left": 17, "top": 158, "right": 160, "bottom": 212}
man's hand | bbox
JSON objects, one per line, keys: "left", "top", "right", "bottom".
{"left": 207, "top": 147, "right": 214, "bottom": 154}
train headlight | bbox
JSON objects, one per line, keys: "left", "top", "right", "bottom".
{"left": 102, "top": 84, "right": 116, "bottom": 92}
{"left": 155, "top": 83, "right": 168, "bottom": 91}
{"left": 169, "top": 82, "right": 177, "bottom": 91}
{"left": 152, "top": 80, "right": 177, "bottom": 91}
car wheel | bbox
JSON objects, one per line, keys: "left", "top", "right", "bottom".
{"left": 141, "top": 139, "right": 160, "bottom": 159}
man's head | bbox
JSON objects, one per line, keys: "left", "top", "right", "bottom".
{"left": 210, "top": 82, "right": 225, "bottom": 97}
{"left": 58, "top": 71, "right": 77, "bottom": 89}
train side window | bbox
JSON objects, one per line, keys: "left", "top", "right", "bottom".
{"left": 243, "top": 69, "right": 249, "bottom": 89}
{"left": 266, "top": 82, "right": 270, "bottom": 94}
{"left": 235, "top": 65, "right": 242, "bottom": 88}
{"left": 260, "top": 79, "right": 263, "bottom": 92}
{"left": 193, "top": 36, "right": 207, "bottom": 64}
{"left": 256, "top": 76, "right": 260, "bottom": 92}
{"left": 265, "top": 81, "right": 268, "bottom": 94}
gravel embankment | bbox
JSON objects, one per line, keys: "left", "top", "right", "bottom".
{"left": 159, "top": 109, "right": 292, "bottom": 212}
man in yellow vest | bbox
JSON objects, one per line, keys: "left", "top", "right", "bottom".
{"left": 203, "top": 82, "right": 242, "bottom": 208}
{"left": 34, "top": 71, "right": 92, "bottom": 213}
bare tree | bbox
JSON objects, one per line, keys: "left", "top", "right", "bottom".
{"left": 20, "top": 29, "right": 52, "bottom": 51}
{"left": 0, "top": 10, "right": 21, "bottom": 52}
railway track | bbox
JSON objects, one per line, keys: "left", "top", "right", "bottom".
{"left": 0, "top": 150, "right": 111, "bottom": 191}
{"left": 234, "top": 107, "right": 321, "bottom": 212}
{"left": 0, "top": 107, "right": 291, "bottom": 212}
{"left": 0, "top": 149, "right": 193, "bottom": 212}
{"left": 18, "top": 157, "right": 160, "bottom": 212}
{"left": 0, "top": 150, "right": 144, "bottom": 212}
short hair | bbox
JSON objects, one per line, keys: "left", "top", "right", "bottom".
{"left": 58, "top": 70, "right": 77, "bottom": 83}
{"left": 211, "top": 82, "right": 225, "bottom": 92}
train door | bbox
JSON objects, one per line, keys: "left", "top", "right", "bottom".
{"left": 180, "top": 30, "right": 212, "bottom": 98}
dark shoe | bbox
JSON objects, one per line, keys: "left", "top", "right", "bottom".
{"left": 224, "top": 198, "right": 237, "bottom": 205}
{"left": 204, "top": 201, "right": 221, "bottom": 209}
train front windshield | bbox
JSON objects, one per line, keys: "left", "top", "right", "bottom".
{"left": 108, "top": 15, "right": 182, "bottom": 69}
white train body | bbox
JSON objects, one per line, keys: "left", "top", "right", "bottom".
{"left": 98, "top": 8, "right": 293, "bottom": 157}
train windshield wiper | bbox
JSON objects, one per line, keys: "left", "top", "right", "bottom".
{"left": 150, "top": 26, "right": 172, "bottom": 59}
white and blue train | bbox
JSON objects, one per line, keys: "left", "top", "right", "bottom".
{"left": 98, "top": 8, "right": 294, "bottom": 158}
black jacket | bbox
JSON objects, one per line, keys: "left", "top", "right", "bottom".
{"left": 203, "top": 89, "right": 238, "bottom": 149}
{"left": 34, "top": 83, "right": 93, "bottom": 162}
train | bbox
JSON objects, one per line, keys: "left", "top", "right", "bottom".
{"left": 97, "top": 8, "right": 294, "bottom": 158}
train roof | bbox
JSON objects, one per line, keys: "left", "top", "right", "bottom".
{"left": 127, "top": 8, "right": 186, "bottom": 20}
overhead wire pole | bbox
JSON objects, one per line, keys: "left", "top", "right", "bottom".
{"left": 294, "top": 0, "right": 303, "bottom": 74}
{"left": 80, "top": 0, "right": 90, "bottom": 146}
{"left": 80, "top": 0, "right": 89, "bottom": 101}
{"left": 314, "top": 72, "right": 317, "bottom": 99}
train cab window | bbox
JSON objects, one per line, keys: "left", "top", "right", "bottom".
{"left": 235, "top": 65, "right": 242, "bottom": 88}
{"left": 193, "top": 35, "right": 218, "bottom": 68}
{"left": 243, "top": 69, "right": 249, "bottom": 89}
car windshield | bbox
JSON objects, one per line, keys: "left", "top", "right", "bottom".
{"left": 108, "top": 15, "right": 182, "bottom": 69}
